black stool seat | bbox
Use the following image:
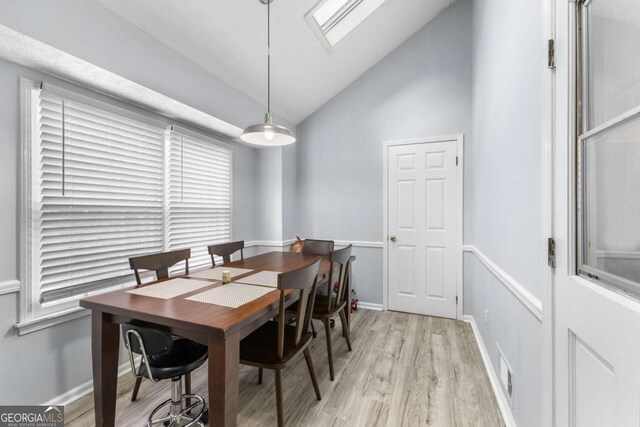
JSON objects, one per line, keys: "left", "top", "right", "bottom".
{"left": 240, "top": 321, "right": 312, "bottom": 368}
{"left": 139, "top": 339, "right": 208, "bottom": 380}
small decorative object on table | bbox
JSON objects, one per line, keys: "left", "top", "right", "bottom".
{"left": 222, "top": 270, "right": 231, "bottom": 284}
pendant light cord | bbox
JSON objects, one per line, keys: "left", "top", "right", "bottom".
{"left": 267, "top": 0, "right": 271, "bottom": 115}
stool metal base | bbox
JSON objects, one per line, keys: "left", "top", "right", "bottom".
{"left": 146, "top": 377, "right": 207, "bottom": 427}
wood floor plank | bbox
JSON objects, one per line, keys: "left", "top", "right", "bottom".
{"left": 64, "top": 310, "right": 504, "bottom": 426}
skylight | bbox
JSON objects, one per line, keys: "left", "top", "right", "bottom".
{"left": 306, "top": 0, "right": 389, "bottom": 50}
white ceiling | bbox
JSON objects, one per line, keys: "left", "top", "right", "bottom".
{"left": 96, "top": 0, "right": 455, "bottom": 125}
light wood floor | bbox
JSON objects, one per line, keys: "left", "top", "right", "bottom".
{"left": 65, "top": 309, "right": 505, "bottom": 426}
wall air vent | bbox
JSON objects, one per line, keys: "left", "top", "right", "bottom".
{"left": 306, "top": 0, "right": 390, "bottom": 51}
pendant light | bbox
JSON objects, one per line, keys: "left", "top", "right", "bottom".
{"left": 241, "top": 0, "right": 296, "bottom": 146}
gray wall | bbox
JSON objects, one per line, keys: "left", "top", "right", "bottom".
{"left": 467, "top": 0, "right": 544, "bottom": 299}
{"left": 0, "top": 0, "right": 281, "bottom": 404}
{"left": 295, "top": 0, "right": 473, "bottom": 305}
{"left": 0, "top": 0, "right": 291, "bottom": 132}
{"left": 464, "top": 0, "right": 546, "bottom": 425}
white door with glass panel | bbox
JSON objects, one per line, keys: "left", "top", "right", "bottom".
{"left": 554, "top": 0, "right": 640, "bottom": 424}
{"left": 387, "top": 139, "right": 458, "bottom": 318}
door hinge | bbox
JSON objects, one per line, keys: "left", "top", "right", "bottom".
{"left": 456, "top": 156, "right": 459, "bottom": 166}
{"left": 456, "top": 296, "right": 458, "bottom": 305}
{"left": 548, "top": 39, "right": 555, "bottom": 69}
{"left": 547, "top": 237, "right": 556, "bottom": 268}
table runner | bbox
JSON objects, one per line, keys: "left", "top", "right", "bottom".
{"left": 189, "top": 266, "right": 254, "bottom": 280}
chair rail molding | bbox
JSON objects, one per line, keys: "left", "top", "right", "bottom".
{"left": 245, "top": 239, "right": 383, "bottom": 249}
{"left": 245, "top": 239, "right": 297, "bottom": 248}
{"left": 463, "top": 245, "right": 543, "bottom": 322}
{"left": 335, "top": 240, "right": 383, "bottom": 249}
{"left": 0, "top": 279, "right": 20, "bottom": 296}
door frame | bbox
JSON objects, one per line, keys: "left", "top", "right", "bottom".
{"left": 542, "top": 0, "right": 558, "bottom": 425}
{"left": 382, "top": 134, "right": 464, "bottom": 320}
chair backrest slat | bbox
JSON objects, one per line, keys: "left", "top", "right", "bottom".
{"left": 122, "top": 323, "right": 173, "bottom": 356}
{"left": 207, "top": 241, "right": 245, "bottom": 267}
{"left": 129, "top": 249, "right": 191, "bottom": 286}
{"left": 325, "top": 245, "right": 353, "bottom": 311}
{"left": 276, "top": 257, "right": 321, "bottom": 359}
{"left": 301, "top": 239, "right": 334, "bottom": 256}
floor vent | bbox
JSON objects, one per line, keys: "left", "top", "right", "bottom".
{"left": 497, "top": 345, "right": 514, "bottom": 406}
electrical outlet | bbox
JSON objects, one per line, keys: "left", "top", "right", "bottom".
{"left": 484, "top": 309, "right": 489, "bottom": 326}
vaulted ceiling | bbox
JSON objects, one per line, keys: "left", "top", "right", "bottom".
{"left": 96, "top": 0, "right": 455, "bottom": 124}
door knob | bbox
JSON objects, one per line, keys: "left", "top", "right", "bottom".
{"left": 390, "top": 235, "right": 397, "bottom": 242}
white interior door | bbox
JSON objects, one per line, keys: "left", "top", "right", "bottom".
{"left": 386, "top": 138, "right": 459, "bottom": 318}
{"left": 553, "top": 0, "right": 640, "bottom": 424}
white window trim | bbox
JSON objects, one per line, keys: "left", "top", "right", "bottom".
{"left": 16, "top": 78, "right": 234, "bottom": 335}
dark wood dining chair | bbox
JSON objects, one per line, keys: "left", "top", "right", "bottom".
{"left": 207, "top": 240, "right": 244, "bottom": 266}
{"left": 301, "top": 238, "right": 334, "bottom": 255}
{"left": 239, "top": 257, "right": 323, "bottom": 427}
{"left": 127, "top": 248, "right": 191, "bottom": 402}
{"left": 300, "top": 238, "right": 335, "bottom": 335}
{"left": 311, "top": 245, "right": 353, "bottom": 381}
{"left": 129, "top": 248, "right": 191, "bottom": 287}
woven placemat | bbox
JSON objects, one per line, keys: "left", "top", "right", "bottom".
{"left": 189, "top": 267, "right": 254, "bottom": 280}
{"left": 186, "top": 283, "right": 274, "bottom": 308}
{"left": 127, "top": 278, "right": 212, "bottom": 299}
{"left": 234, "top": 270, "right": 280, "bottom": 288}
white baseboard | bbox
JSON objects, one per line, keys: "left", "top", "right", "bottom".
{"left": 43, "top": 361, "right": 131, "bottom": 406}
{"left": 357, "top": 302, "right": 383, "bottom": 311}
{"left": 463, "top": 315, "right": 517, "bottom": 427}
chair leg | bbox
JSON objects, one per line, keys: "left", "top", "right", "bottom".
{"left": 131, "top": 377, "right": 142, "bottom": 402}
{"left": 339, "top": 310, "right": 353, "bottom": 352}
{"left": 258, "top": 368, "right": 263, "bottom": 385}
{"left": 323, "top": 318, "right": 335, "bottom": 381}
{"left": 342, "top": 306, "right": 348, "bottom": 338}
{"left": 303, "top": 347, "right": 322, "bottom": 400}
{"left": 274, "top": 370, "right": 284, "bottom": 427}
{"left": 185, "top": 372, "right": 192, "bottom": 407}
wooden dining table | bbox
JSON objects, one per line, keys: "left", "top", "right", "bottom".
{"left": 79, "top": 250, "right": 353, "bottom": 427}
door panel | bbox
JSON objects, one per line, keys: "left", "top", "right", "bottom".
{"left": 425, "top": 246, "right": 445, "bottom": 298}
{"left": 554, "top": 1, "right": 640, "bottom": 424}
{"left": 556, "top": 278, "right": 640, "bottom": 426}
{"left": 570, "top": 332, "right": 614, "bottom": 427}
{"left": 397, "top": 180, "right": 416, "bottom": 229}
{"left": 426, "top": 178, "right": 445, "bottom": 230}
{"left": 387, "top": 140, "right": 458, "bottom": 318}
{"left": 397, "top": 245, "right": 416, "bottom": 295}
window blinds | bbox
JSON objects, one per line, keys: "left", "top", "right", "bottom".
{"left": 168, "top": 130, "right": 232, "bottom": 270}
{"left": 37, "top": 90, "right": 166, "bottom": 302}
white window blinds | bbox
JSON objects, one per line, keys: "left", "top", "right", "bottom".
{"left": 36, "top": 89, "right": 166, "bottom": 303}
{"left": 168, "top": 130, "right": 232, "bottom": 270}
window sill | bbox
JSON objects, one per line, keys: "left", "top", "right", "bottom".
{"left": 15, "top": 306, "right": 91, "bottom": 336}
